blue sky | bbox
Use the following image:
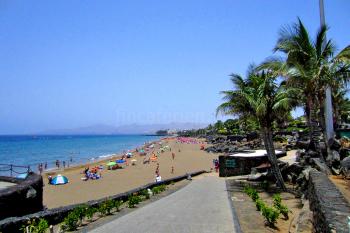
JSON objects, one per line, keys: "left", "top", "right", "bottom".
{"left": 0, "top": 0, "right": 349, "bottom": 134}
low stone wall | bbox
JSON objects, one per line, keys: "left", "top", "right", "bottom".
{"left": 0, "top": 173, "right": 43, "bottom": 221}
{"left": 0, "top": 170, "right": 206, "bottom": 233}
{"left": 308, "top": 170, "right": 350, "bottom": 233}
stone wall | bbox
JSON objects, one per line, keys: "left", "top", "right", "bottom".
{"left": 308, "top": 170, "right": 350, "bottom": 233}
{"left": 0, "top": 170, "right": 206, "bottom": 233}
{"left": 0, "top": 173, "right": 43, "bottom": 221}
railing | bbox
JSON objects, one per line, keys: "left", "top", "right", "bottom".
{"left": 0, "top": 164, "right": 31, "bottom": 177}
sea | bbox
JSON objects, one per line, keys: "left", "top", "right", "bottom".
{"left": 0, "top": 135, "right": 162, "bottom": 175}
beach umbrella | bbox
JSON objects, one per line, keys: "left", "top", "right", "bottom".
{"left": 116, "top": 159, "right": 125, "bottom": 164}
{"left": 106, "top": 161, "right": 116, "bottom": 166}
{"left": 51, "top": 174, "right": 68, "bottom": 185}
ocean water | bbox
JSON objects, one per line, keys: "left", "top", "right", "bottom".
{"left": 0, "top": 135, "right": 162, "bottom": 174}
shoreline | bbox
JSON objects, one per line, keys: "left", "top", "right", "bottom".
{"left": 41, "top": 137, "right": 167, "bottom": 177}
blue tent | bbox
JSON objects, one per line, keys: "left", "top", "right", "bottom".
{"left": 116, "top": 159, "right": 125, "bottom": 164}
{"left": 51, "top": 174, "right": 69, "bottom": 185}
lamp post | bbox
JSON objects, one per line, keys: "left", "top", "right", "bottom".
{"left": 319, "top": 0, "right": 334, "bottom": 141}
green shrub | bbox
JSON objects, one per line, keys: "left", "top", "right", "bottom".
{"left": 85, "top": 207, "right": 97, "bottom": 221}
{"left": 261, "top": 205, "right": 280, "bottom": 227}
{"left": 99, "top": 199, "right": 114, "bottom": 216}
{"left": 128, "top": 195, "right": 142, "bottom": 208}
{"left": 250, "top": 189, "right": 259, "bottom": 202}
{"left": 273, "top": 194, "right": 289, "bottom": 219}
{"left": 158, "top": 184, "right": 166, "bottom": 192}
{"left": 62, "top": 211, "right": 80, "bottom": 231}
{"left": 243, "top": 185, "right": 254, "bottom": 196}
{"left": 20, "top": 218, "right": 49, "bottom": 233}
{"left": 139, "top": 189, "right": 150, "bottom": 199}
{"left": 243, "top": 185, "right": 259, "bottom": 202}
{"left": 273, "top": 135, "right": 287, "bottom": 143}
{"left": 152, "top": 186, "right": 161, "bottom": 195}
{"left": 114, "top": 199, "right": 123, "bottom": 212}
{"left": 255, "top": 199, "right": 266, "bottom": 211}
{"left": 73, "top": 204, "right": 88, "bottom": 224}
{"left": 151, "top": 184, "right": 167, "bottom": 195}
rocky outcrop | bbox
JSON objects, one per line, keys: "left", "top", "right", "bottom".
{"left": 0, "top": 173, "right": 43, "bottom": 221}
{"left": 340, "top": 156, "right": 350, "bottom": 178}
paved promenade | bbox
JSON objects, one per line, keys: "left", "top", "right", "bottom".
{"left": 89, "top": 174, "right": 240, "bottom": 233}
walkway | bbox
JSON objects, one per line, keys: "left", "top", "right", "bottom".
{"left": 89, "top": 174, "right": 240, "bottom": 233}
{"left": 0, "top": 181, "right": 16, "bottom": 191}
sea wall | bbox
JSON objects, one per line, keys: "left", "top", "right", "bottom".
{"left": 308, "top": 170, "right": 350, "bottom": 233}
{"left": 0, "top": 173, "right": 43, "bottom": 221}
{"left": 0, "top": 170, "right": 206, "bottom": 233}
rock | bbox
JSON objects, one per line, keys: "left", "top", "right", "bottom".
{"left": 311, "top": 158, "right": 331, "bottom": 175}
{"left": 340, "top": 157, "right": 350, "bottom": 178}
{"left": 296, "top": 167, "right": 314, "bottom": 191}
{"left": 292, "top": 200, "right": 313, "bottom": 233}
{"left": 329, "top": 138, "right": 341, "bottom": 150}
{"left": 331, "top": 167, "right": 340, "bottom": 175}
{"left": 286, "top": 163, "right": 304, "bottom": 175}
{"left": 339, "top": 148, "right": 350, "bottom": 160}
{"left": 247, "top": 172, "right": 267, "bottom": 181}
{"left": 307, "top": 150, "right": 319, "bottom": 158}
{"left": 296, "top": 140, "right": 310, "bottom": 150}
{"left": 26, "top": 187, "right": 37, "bottom": 199}
{"left": 326, "top": 150, "right": 340, "bottom": 167}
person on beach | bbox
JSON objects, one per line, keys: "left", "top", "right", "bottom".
{"left": 84, "top": 167, "right": 89, "bottom": 178}
{"left": 172, "top": 152, "right": 175, "bottom": 160}
{"left": 155, "top": 174, "right": 162, "bottom": 182}
{"left": 171, "top": 166, "right": 174, "bottom": 174}
{"left": 214, "top": 160, "right": 219, "bottom": 173}
{"left": 55, "top": 160, "right": 60, "bottom": 169}
{"left": 44, "top": 162, "right": 47, "bottom": 170}
{"left": 63, "top": 161, "right": 66, "bottom": 168}
{"left": 155, "top": 163, "right": 160, "bottom": 176}
{"left": 48, "top": 175, "right": 52, "bottom": 184}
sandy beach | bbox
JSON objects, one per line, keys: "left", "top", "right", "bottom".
{"left": 43, "top": 137, "right": 217, "bottom": 209}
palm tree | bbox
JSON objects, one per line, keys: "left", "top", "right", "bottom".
{"left": 217, "top": 68, "right": 296, "bottom": 191}
{"left": 259, "top": 19, "right": 350, "bottom": 151}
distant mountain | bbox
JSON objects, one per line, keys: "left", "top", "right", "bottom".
{"left": 38, "top": 124, "right": 120, "bottom": 135}
{"left": 38, "top": 122, "right": 208, "bottom": 135}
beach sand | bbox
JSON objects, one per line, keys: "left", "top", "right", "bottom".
{"left": 43, "top": 138, "right": 217, "bottom": 209}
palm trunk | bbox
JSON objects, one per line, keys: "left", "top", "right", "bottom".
{"left": 262, "top": 127, "right": 286, "bottom": 191}
{"left": 305, "top": 97, "right": 313, "bottom": 147}
{"left": 318, "top": 95, "right": 332, "bottom": 164}
{"left": 307, "top": 96, "right": 319, "bottom": 150}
